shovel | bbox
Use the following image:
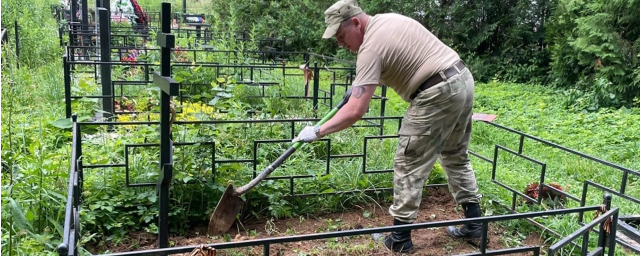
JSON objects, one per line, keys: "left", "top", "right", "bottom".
{"left": 208, "top": 89, "right": 353, "bottom": 236}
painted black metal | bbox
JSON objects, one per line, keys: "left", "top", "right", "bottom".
{"left": 548, "top": 195, "right": 617, "bottom": 256}
{"left": 14, "top": 21, "right": 19, "bottom": 69}
{"left": 56, "top": 3, "right": 638, "bottom": 255}
{"left": 123, "top": 142, "right": 214, "bottom": 187}
{"left": 60, "top": 47, "right": 364, "bottom": 120}
{"left": 155, "top": 2, "right": 177, "bottom": 249}
{"left": 580, "top": 180, "right": 640, "bottom": 220}
{"left": 57, "top": 114, "right": 81, "bottom": 256}
{"left": 58, "top": 13, "right": 289, "bottom": 49}
{"left": 480, "top": 121, "right": 640, "bottom": 178}
{"left": 378, "top": 85, "right": 388, "bottom": 136}
{"left": 153, "top": 72, "right": 179, "bottom": 96}
{"left": 70, "top": 0, "right": 78, "bottom": 40}
{"left": 81, "top": 0, "right": 88, "bottom": 35}
{"left": 491, "top": 144, "right": 547, "bottom": 206}
{"left": 60, "top": 107, "right": 636, "bottom": 256}
{"left": 617, "top": 220, "right": 640, "bottom": 254}
{"left": 92, "top": 204, "right": 612, "bottom": 256}
{"left": 98, "top": 8, "right": 113, "bottom": 120}
{"left": 83, "top": 164, "right": 127, "bottom": 169}
{"left": 156, "top": 32, "right": 175, "bottom": 49}
{"left": 471, "top": 120, "right": 639, "bottom": 253}
{"left": 469, "top": 150, "right": 493, "bottom": 164}
{"left": 59, "top": 53, "right": 358, "bottom": 120}
{"left": 362, "top": 135, "right": 398, "bottom": 174}
{"left": 313, "top": 62, "right": 320, "bottom": 115}
{"left": 63, "top": 54, "right": 72, "bottom": 118}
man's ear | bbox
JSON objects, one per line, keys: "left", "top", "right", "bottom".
{"left": 351, "top": 17, "right": 361, "bottom": 28}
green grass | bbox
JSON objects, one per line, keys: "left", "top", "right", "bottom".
{"left": 465, "top": 82, "right": 639, "bottom": 256}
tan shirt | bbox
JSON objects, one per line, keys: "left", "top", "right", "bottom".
{"left": 352, "top": 13, "right": 460, "bottom": 102}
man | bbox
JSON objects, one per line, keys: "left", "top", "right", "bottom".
{"left": 292, "top": 0, "right": 483, "bottom": 253}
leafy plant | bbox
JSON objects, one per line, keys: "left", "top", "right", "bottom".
{"left": 547, "top": 0, "right": 640, "bottom": 107}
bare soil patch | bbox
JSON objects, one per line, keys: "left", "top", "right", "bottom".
{"left": 87, "top": 187, "right": 543, "bottom": 255}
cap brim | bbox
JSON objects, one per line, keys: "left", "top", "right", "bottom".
{"left": 322, "top": 23, "right": 340, "bottom": 39}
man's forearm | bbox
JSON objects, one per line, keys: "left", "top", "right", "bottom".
{"left": 318, "top": 108, "right": 362, "bottom": 136}
{"left": 316, "top": 84, "right": 377, "bottom": 137}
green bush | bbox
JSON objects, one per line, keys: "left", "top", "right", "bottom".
{"left": 205, "top": 0, "right": 640, "bottom": 108}
{"left": 1, "top": 0, "right": 62, "bottom": 68}
{"left": 547, "top": 0, "right": 640, "bottom": 107}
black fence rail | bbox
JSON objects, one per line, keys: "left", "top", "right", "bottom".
{"left": 468, "top": 120, "right": 640, "bottom": 253}
{"left": 57, "top": 9, "right": 283, "bottom": 53}
{"left": 76, "top": 196, "right": 620, "bottom": 256}
{"left": 56, "top": 115, "right": 83, "bottom": 256}
{"left": 52, "top": 0, "right": 152, "bottom": 49}
{"left": 51, "top": 0, "right": 292, "bottom": 56}
{"left": 57, "top": 105, "right": 623, "bottom": 256}
{"left": 61, "top": 46, "right": 381, "bottom": 132}
{"left": 60, "top": 22, "right": 216, "bottom": 49}
{"left": 57, "top": 112, "right": 629, "bottom": 256}
{"left": 56, "top": 2, "right": 637, "bottom": 256}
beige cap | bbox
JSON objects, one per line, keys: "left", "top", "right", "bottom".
{"left": 322, "top": 0, "right": 363, "bottom": 39}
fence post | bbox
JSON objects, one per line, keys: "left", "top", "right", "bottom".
{"left": 379, "top": 85, "right": 387, "bottom": 136}
{"left": 95, "top": 0, "right": 101, "bottom": 58}
{"left": 71, "top": 115, "right": 80, "bottom": 256}
{"left": 58, "top": 25, "right": 63, "bottom": 46}
{"left": 14, "top": 21, "right": 19, "bottom": 69}
{"left": 304, "top": 49, "right": 310, "bottom": 65}
{"left": 98, "top": 8, "right": 113, "bottom": 121}
{"left": 313, "top": 61, "right": 319, "bottom": 116}
{"left": 599, "top": 194, "right": 618, "bottom": 256}
{"left": 153, "top": 2, "right": 179, "bottom": 249}
{"left": 71, "top": 0, "right": 79, "bottom": 47}
{"left": 81, "top": 0, "right": 89, "bottom": 49}
{"left": 103, "top": 0, "right": 110, "bottom": 12}
{"left": 303, "top": 49, "right": 310, "bottom": 98}
{"left": 597, "top": 194, "right": 611, "bottom": 248}
{"left": 76, "top": 119, "right": 84, "bottom": 205}
{"left": 64, "top": 55, "right": 72, "bottom": 118}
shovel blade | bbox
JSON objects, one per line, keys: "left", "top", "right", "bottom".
{"left": 208, "top": 184, "right": 244, "bottom": 236}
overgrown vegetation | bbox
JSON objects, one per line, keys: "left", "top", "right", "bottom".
{"left": 1, "top": 0, "right": 639, "bottom": 256}
{"left": 209, "top": 0, "right": 640, "bottom": 108}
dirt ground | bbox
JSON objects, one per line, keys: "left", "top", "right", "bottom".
{"left": 87, "top": 187, "right": 543, "bottom": 255}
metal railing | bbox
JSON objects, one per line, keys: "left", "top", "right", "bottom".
{"left": 56, "top": 2, "right": 637, "bottom": 256}
{"left": 469, "top": 120, "right": 640, "bottom": 253}
{"left": 57, "top": 114, "right": 83, "bottom": 256}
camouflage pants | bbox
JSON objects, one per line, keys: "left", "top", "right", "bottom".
{"left": 389, "top": 68, "right": 481, "bottom": 223}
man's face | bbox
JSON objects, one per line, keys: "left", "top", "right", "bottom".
{"left": 335, "top": 17, "right": 363, "bottom": 53}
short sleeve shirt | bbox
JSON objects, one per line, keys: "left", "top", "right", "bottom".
{"left": 351, "top": 13, "right": 460, "bottom": 102}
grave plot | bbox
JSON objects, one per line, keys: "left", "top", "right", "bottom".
{"left": 54, "top": 2, "right": 637, "bottom": 256}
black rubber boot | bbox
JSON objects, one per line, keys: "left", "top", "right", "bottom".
{"left": 374, "top": 219, "right": 414, "bottom": 253}
{"left": 446, "top": 203, "right": 483, "bottom": 239}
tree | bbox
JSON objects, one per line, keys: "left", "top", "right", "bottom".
{"left": 548, "top": 0, "right": 640, "bottom": 106}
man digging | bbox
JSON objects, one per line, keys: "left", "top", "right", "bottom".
{"left": 292, "top": 0, "right": 483, "bottom": 253}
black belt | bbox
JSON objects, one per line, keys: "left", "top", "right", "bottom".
{"left": 410, "top": 60, "right": 467, "bottom": 100}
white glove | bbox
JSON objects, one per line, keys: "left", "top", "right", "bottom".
{"left": 292, "top": 126, "right": 322, "bottom": 143}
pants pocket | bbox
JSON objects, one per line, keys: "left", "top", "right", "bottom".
{"left": 399, "top": 119, "right": 432, "bottom": 136}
